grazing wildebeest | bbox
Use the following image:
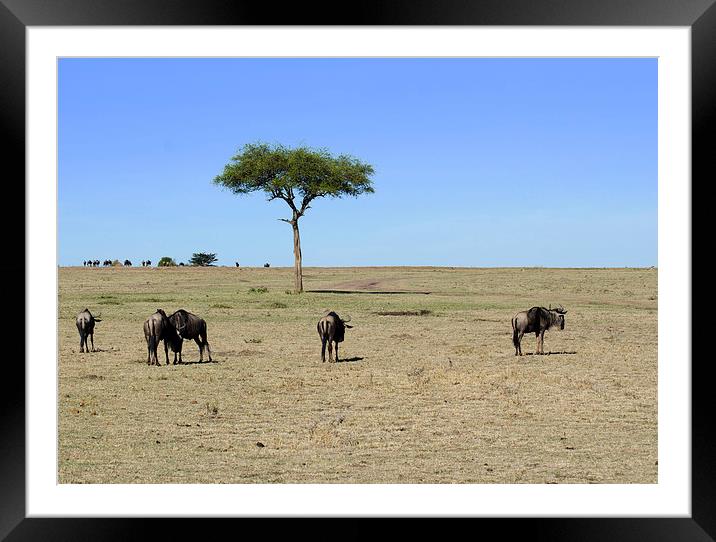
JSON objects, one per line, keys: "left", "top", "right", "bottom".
{"left": 76, "top": 308, "right": 101, "bottom": 353}
{"left": 317, "top": 311, "right": 352, "bottom": 363}
{"left": 167, "top": 309, "right": 213, "bottom": 364}
{"left": 143, "top": 309, "right": 182, "bottom": 366}
{"left": 511, "top": 305, "right": 567, "bottom": 356}
{"left": 264, "top": 263, "right": 270, "bottom": 268}
{"left": 124, "top": 259, "right": 132, "bottom": 266}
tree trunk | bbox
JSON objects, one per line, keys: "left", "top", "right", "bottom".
{"left": 292, "top": 218, "right": 303, "bottom": 293}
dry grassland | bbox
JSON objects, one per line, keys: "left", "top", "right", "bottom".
{"left": 58, "top": 266, "right": 657, "bottom": 484}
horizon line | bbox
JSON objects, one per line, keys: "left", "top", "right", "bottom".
{"left": 58, "top": 264, "right": 658, "bottom": 270}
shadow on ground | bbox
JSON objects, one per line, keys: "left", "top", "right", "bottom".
{"left": 307, "top": 290, "right": 431, "bottom": 295}
{"left": 523, "top": 351, "right": 577, "bottom": 356}
{"left": 335, "top": 357, "right": 364, "bottom": 363}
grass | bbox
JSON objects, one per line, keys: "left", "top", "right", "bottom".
{"left": 58, "top": 265, "right": 657, "bottom": 484}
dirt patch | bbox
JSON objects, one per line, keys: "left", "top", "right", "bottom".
{"left": 314, "top": 278, "right": 431, "bottom": 295}
{"left": 332, "top": 278, "right": 392, "bottom": 290}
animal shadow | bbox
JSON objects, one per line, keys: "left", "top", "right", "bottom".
{"left": 175, "top": 359, "right": 219, "bottom": 365}
{"left": 335, "top": 356, "right": 364, "bottom": 363}
{"left": 524, "top": 351, "right": 577, "bottom": 356}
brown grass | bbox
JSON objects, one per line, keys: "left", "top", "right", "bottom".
{"left": 58, "top": 266, "right": 657, "bottom": 484}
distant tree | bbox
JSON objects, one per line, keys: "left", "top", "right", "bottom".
{"left": 124, "top": 259, "right": 132, "bottom": 266}
{"left": 158, "top": 256, "right": 177, "bottom": 267}
{"left": 189, "top": 252, "right": 218, "bottom": 267}
{"left": 214, "top": 143, "right": 374, "bottom": 292}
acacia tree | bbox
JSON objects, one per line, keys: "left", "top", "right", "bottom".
{"left": 213, "top": 143, "right": 375, "bottom": 292}
{"left": 189, "top": 252, "right": 218, "bottom": 266}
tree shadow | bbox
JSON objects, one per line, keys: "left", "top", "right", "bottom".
{"left": 307, "top": 289, "right": 431, "bottom": 295}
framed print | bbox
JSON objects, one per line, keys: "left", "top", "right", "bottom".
{"left": 7, "top": 0, "right": 708, "bottom": 539}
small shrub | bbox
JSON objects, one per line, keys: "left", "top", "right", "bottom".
{"left": 248, "top": 287, "right": 269, "bottom": 294}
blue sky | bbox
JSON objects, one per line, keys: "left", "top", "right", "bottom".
{"left": 58, "top": 58, "right": 656, "bottom": 267}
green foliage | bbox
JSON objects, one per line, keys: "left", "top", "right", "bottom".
{"left": 190, "top": 252, "right": 218, "bottom": 267}
{"left": 158, "top": 257, "right": 177, "bottom": 267}
{"left": 248, "top": 287, "right": 269, "bottom": 294}
{"left": 213, "top": 143, "right": 375, "bottom": 219}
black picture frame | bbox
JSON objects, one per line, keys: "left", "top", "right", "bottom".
{"left": 6, "top": 0, "right": 706, "bottom": 539}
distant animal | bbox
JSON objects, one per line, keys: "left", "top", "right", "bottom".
{"left": 143, "top": 309, "right": 182, "bottom": 366}
{"left": 168, "top": 309, "right": 213, "bottom": 363}
{"left": 317, "top": 311, "right": 352, "bottom": 363}
{"left": 124, "top": 259, "right": 132, "bottom": 266}
{"left": 511, "top": 305, "right": 567, "bottom": 356}
{"left": 76, "top": 308, "right": 101, "bottom": 353}
{"left": 235, "top": 262, "right": 240, "bottom": 267}
{"left": 264, "top": 263, "right": 270, "bottom": 268}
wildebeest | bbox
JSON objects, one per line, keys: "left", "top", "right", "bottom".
{"left": 143, "top": 309, "right": 182, "bottom": 366}
{"left": 167, "top": 309, "right": 213, "bottom": 363}
{"left": 317, "top": 311, "right": 352, "bottom": 363}
{"left": 511, "top": 305, "right": 567, "bottom": 356}
{"left": 76, "top": 308, "right": 101, "bottom": 353}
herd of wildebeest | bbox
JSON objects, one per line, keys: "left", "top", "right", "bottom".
{"left": 75, "top": 304, "right": 568, "bottom": 364}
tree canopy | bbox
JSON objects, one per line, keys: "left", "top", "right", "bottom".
{"left": 189, "top": 252, "right": 218, "bottom": 266}
{"left": 213, "top": 143, "right": 374, "bottom": 221}
{"left": 213, "top": 143, "right": 375, "bottom": 292}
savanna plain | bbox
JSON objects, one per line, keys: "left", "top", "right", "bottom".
{"left": 58, "top": 266, "right": 657, "bottom": 484}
